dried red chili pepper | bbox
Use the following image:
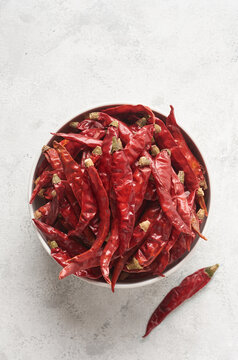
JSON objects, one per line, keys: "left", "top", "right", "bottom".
{"left": 100, "top": 216, "right": 119, "bottom": 285}
{"left": 50, "top": 245, "right": 102, "bottom": 279}
{"left": 111, "top": 204, "right": 160, "bottom": 291}
{"left": 144, "top": 179, "right": 158, "bottom": 201}
{"left": 133, "top": 156, "right": 151, "bottom": 212}
{"left": 154, "top": 118, "right": 199, "bottom": 192}
{"left": 33, "top": 219, "right": 87, "bottom": 257}
{"left": 111, "top": 137, "right": 135, "bottom": 255}
{"left": 62, "top": 180, "right": 81, "bottom": 218}
{"left": 52, "top": 132, "right": 103, "bottom": 148}
{"left": 89, "top": 112, "right": 132, "bottom": 144}
{"left": 70, "top": 119, "right": 104, "bottom": 130}
{"left": 166, "top": 106, "right": 208, "bottom": 215}
{"left": 54, "top": 141, "right": 97, "bottom": 236}
{"left": 166, "top": 106, "right": 207, "bottom": 189}
{"left": 30, "top": 170, "right": 52, "bottom": 204}
{"left": 143, "top": 264, "right": 219, "bottom": 337}
{"left": 42, "top": 145, "right": 63, "bottom": 171}
{"left": 111, "top": 219, "right": 152, "bottom": 291}
{"left": 124, "top": 125, "right": 155, "bottom": 165}
{"left": 80, "top": 128, "right": 105, "bottom": 139}
{"left": 34, "top": 202, "right": 51, "bottom": 222}
{"left": 59, "top": 158, "right": 110, "bottom": 279}
{"left": 98, "top": 124, "right": 118, "bottom": 194}
{"left": 129, "top": 117, "right": 147, "bottom": 133}
{"left": 130, "top": 211, "right": 172, "bottom": 269}
{"left": 150, "top": 150, "right": 193, "bottom": 236}
{"left": 104, "top": 104, "right": 155, "bottom": 125}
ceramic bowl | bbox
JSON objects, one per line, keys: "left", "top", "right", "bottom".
{"left": 29, "top": 104, "right": 210, "bottom": 289}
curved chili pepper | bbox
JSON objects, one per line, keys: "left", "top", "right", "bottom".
{"left": 128, "top": 210, "right": 171, "bottom": 269}
{"left": 154, "top": 118, "right": 199, "bottom": 192}
{"left": 42, "top": 145, "right": 63, "bottom": 171}
{"left": 166, "top": 106, "right": 207, "bottom": 188}
{"left": 129, "top": 117, "right": 147, "bottom": 133}
{"left": 143, "top": 264, "right": 219, "bottom": 337}
{"left": 34, "top": 202, "right": 51, "bottom": 222}
{"left": 133, "top": 157, "right": 151, "bottom": 212}
{"left": 51, "top": 246, "right": 102, "bottom": 279}
{"left": 53, "top": 141, "right": 97, "bottom": 236}
{"left": 124, "top": 125, "right": 154, "bottom": 165}
{"left": 52, "top": 132, "right": 103, "bottom": 148}
{"left": 30, "top": 170, "right": 53, "bottom": 204}
{"left": 98, "top": 125, "right": 118, "bottom": 194}
{"left": 33, "top": 219, "right": 87, "bottom": 257}
{"left": 89, "top": 112, "right": 132, "bottom": 144}
{"left": 104, "top": 104, "right": 155, "bottom": 125}
{"left": 166, "top": 106, "right": 208, "bottom": 215}
{"left": 70, "top": 119, "right": 104, "bottom": 130}
{"left": 171, "top": 169, "right": 191, "bottom": 229}
{"left": 150, "top": 150, "right": 193, "bottom": 236}
{"left": 111, "top": 137, "right": 135, "bottom": 255}
{"left": 111, "top": 204, "right": 160, "bottom": 291}
{"left": 100, "top": 216, "right": 119, "bottom": 284}
{"left": 62, "top": 180, "right": 81, "bottom": 218}
{"left": 80, "top": 128, "right": 105, "bottom": 139}
{"left": 144, "top": 179, "right": 158, "bottom": 201}
{"left": 59, "top": 159, "right": 110, "bottom": 279}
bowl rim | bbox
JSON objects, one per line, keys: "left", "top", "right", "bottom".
{"left": 28, "top": 103, "right": 211, "bottom": 289}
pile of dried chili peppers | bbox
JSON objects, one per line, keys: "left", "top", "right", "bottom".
{"left": 30, "top": 104, "right": 208, "bottom": 291}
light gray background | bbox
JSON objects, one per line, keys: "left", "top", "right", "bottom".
{"left": 1, "top": 1, "right": 237, "bottom": 359}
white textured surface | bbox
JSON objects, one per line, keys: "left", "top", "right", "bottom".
{"left": 1, "top": 1, "right": 238, "bottom": 359}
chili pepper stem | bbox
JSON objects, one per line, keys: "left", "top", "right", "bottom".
{"left": 205, "top": 264, "right": 219, "bottom": 278}
{"left": 69, "top": 121, "right": 78, "bottom": 128}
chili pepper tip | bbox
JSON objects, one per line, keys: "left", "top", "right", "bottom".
{"left": 52, "top": 174, "right": 61, "bottom": 184}
{"left": 139, "top": 220, "right": 151, "bottom": 232}
{"left": 136, "top": 117, "right": 147, "bottom": 128}
{"left": 37, "top": 188, "right": 45, "bottom": 198}
{"left": 205, "top": 264, "right": 219, "bottom": 278}
{"left": 197, "top": 209, "right": 205, "bottom": 220}
{"left": 34, "top": 210, "right": 42, "bottom": 219}
{"left": 42, "top": 145, "right": 50, "bottom": 153}
{"left": 154, "top": 124, "right": 161, "bottom": 134}
{"left": 196, "top": 187, "right": 204, "bottom": 197}
{"left": 48, "top": 240, "right": 58, "bottom": 249}
{"left": 69, "top": 121, "right": 79, "bottom": 128}
{"left": 178, "top": 170, "right": 185, "bottom": 184}
{"left": 85, "top": 158, "right": 94, "bottom": 167}
{"left": 151, "top": 145, "right": 160, "bottom": 156}
{"left": 89, "top": 112, "right": 99, "bottom": 120}
{"left": 138, "top": 156, "right": 151, "bottom": 167}
{"left": 109, "top": 120, "right": 119, "bottom": 128}
{"left": 126, "top": 257, "right": 143, "bottom": 271}
{"left": 92, "top": 146, "right": 102, "bottom": 155}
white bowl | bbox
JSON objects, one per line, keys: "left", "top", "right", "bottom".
{"left": 28, "top": 104, "right": 210, "bottom": 289}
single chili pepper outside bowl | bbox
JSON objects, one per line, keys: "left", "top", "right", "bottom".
{"left": 28, "top": 104, "right": 211, "bottom": 289}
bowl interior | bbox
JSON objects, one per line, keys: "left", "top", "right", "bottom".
{"left": 29, "top": 104, "right": 210, "bottom": 288}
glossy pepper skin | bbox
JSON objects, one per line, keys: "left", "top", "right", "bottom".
{"left": 59, "top": 159, "right": 110, "bottom": 279}
{"left": 133, "top": 211, "right": 172, "bottom": 268}
{"left": 104, "top": 104, "right": 155, "bottom": 125}
{"left": 98, "top": 125, "right": 118, "bottom": 194}
{"left": 70, "top": 119, "right": 104, "bottom": 130}
{"left": 89, "top": 112, "right": 132, "bottom": 144}
{"left": 54, "top": 141, "right": 97, "bottom": 237}
{"left": 150, "top": 150, "right": 194, "bottom": 236}
{"left": 111, "top": 204, "right": 160, "bottom": 291}
{"left": 154, "top": 117, "right": 199, "bottom": 192}
{"left": 52, "top": 132, "right": 103, "bottom": 148}
{"left": 124, "top": 125, "right": 154, "bottom": 165}
{"left": 133, "top": 159, "right": 151, "bottom": 212}
{"left": 110, "top": 138, "right": 135, "bottom": 256}
{"left": 143, "top": 264, "right": 219, "bottom": 337}
{"left": 51, "top": 247, "right": 102, "bottom": 279}
{"left": 33, "top": 219, "right": 87, "bottom": 257}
